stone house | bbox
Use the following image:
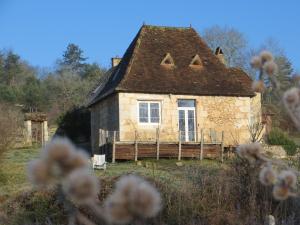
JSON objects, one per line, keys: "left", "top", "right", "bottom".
{"left": 88, "top": 25, "right": 261, "bottom": 156}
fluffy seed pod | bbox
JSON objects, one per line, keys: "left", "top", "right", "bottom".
{"left": 283, "top": 88, "right": 300, "bottom": 107}
{"left": 104, "top": 175, "right": 162, "bottom": 223}
{"left": 263, "top": 61, "right": 278, "bottom": 76}
{"left": 62, "top": 150, "right": 90, "bottom": 174}
{"left": 236, "top": 143, "right": 263, "bottom": 163}
{"left": 62, "top": 169, "right": 99, "bottom": 205}
{"left": 104, "top": 192, "right": 132, "bottom": 225}
{"left": 250, "top": 56, "right": 262, "bottom": 69}
{"left": 260, "top": 51, "right": 273, "bottom": 63}
{"left": 252, "top": 80, "right": 265, "bottom": 93}
{"left": 129, "top": 180, "right": 162, "bottom": 218}
{"left": 272, "top": 184, "right": 290, "bottom": 201}
{"left": 278, "top": 170, "right": 297, "bottom": 188}
{"left": 115, "top": 175, "right": 143, "bottom": 196}
{"left": 259, "top": 165, "right": 277, "bottom": 186}
{"left": 43, "top": 138, "right": 75, "bottom": 164}
{"left": 28, "top": 159, "right": 52, "bottom": 186}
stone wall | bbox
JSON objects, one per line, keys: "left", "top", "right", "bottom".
{"left": 118, "top": 92, "right": 262, "bottom": 146}
{"left": 90, "top": 94, "right": 119, "bottom": 153}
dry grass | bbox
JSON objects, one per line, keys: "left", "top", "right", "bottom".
{"left": 1, "top": 147, "right": 300, "bottom": 224}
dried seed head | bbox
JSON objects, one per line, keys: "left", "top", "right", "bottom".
{"left": 252, "top": 80, "right": 265, "bottom": 93}
{"left": 236, "top": 143, "right": 263, "bottom": 163}
{"left": 104, "top": 192, "right": 132, "bottom": 225}
{"left": 28, "top": 159, "right": 52, "bottom": 186}
{"left": 272, "top": 184, "right": 290, "bottom": 201}
{"left": 259, "top": 165, "right": 277, "bottom": 186}
{"left": 250, "top": 56, "right": 262, "bottom": 69}
{"left": 61, "top": 150, "right": 90, "bottom": 174}
{"left": 283, "top": 88, "right": 300, "bottom": 106}
{"left": 129, "top": 180, "right": 162, "bottom": 218}
{"left": 115, "top": 175, "right": 143, "bottom": 196}
{"left": 105, "top": 175, "right": 162, "bottom": 223}
{"left": 62, "top": 169, "right": 99, "bottom": 205}
{"left": 278, "top": 170, "right": 297, "bottom": 188}
{"left": 260, "top": 51, "right": 273, "bottom": 63}
{"left": 43, "top": 138, "right": 75, "bottom": 164}
{"left": 263, "top": 61, "right": 278, "bottom": 76}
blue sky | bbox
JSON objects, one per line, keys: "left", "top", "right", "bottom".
{"left": 0, "top": 0, "right": 299, "bottom": 71}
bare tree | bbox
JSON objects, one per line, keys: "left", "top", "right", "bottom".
{"left": 248, "top": 120, "right": 265, "bottom": 143}
{"left": 202, "top": 25, "right": 249, "bottom": 69}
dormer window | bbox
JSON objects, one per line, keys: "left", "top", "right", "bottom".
{"left": 161, "top": 53, "right": 175, "bottom": 67}
{"left": 189, "top": 54, "right": 202, "bottom": 68}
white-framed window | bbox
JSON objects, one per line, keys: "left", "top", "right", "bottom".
{"left": 138, "top": 101, "right": 161, "bottom": 124}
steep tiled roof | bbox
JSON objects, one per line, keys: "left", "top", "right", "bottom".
{"left": 88, "top": 25, "right": 255, "bottom": 107}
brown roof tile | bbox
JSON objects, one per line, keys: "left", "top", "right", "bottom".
{"left": 88, "top": 25, "right": 255, "bottom": 106}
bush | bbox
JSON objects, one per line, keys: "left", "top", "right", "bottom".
{"left": 0, "top": 103, "right": 23, "bottom": 157}
{"left": 55, "top": 107, "right": 91, "bottom": 152}
{"left": 268, "top": 128, "right": 298, "bottom": 155}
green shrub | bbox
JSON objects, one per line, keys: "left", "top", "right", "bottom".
{"left": 268, "top": 128, "right": 298, "bottom": 155}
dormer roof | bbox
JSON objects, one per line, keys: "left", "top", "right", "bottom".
{"left": 88, "top": 25, "right": 254, "bottom": 106}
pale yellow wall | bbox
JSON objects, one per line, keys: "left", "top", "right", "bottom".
{"left": 90, "top": 94, "right": 119, "bottom": 152}
{"left": 118, "top": 92, "right": 262, "bottom": 146}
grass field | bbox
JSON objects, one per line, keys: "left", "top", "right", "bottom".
{"left": 0, "top": 146, "right": 223, "bottom": 200}
{"left": 2, "top": 146, "right": 300, "bottom": 225}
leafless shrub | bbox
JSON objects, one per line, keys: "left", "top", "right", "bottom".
{"left": 0, "top": 103, "right": 23, "bottom": 157}
{"left": 248, "top": 120, "right": 265, "bottom": 142}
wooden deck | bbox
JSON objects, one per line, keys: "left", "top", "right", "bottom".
{"left": 98, "top": 129, "right": 225, "bottom": 162}
{"left": 99, "top": 142, "right": 223, "bottom": 161}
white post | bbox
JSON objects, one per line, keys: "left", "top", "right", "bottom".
{"left": 24, "top": 120, "right": 32, "bottom": 144}
{"left": 200, "top": 129, "right": 204, "bottom": 160}
{"left": 112, "top": 131, "right": 116, "bottom": 163}
{"left": 178, "top": 131, "right": 182, "bottom": 161}
{"left": 43, "top": 121, "right": 49, "bottom": 142}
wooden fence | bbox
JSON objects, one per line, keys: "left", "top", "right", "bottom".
{"left": 99, "top": 128, "right": 225, "bottom": 163}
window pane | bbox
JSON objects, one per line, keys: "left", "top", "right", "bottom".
{"left": 178, "top": 99, "right": 195, "bottom": 107}
{"left": 178, "top": 110, "right": 185, "bottom": 141}
{"left": 150, "top": 103, "right": 160, "bottom": 123}
{"left": 139, "top": 102, "right": 148, "bottom": 123}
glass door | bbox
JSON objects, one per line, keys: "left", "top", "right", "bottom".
{"left": 178, "top": 100, "right": 196, "bottom": 142}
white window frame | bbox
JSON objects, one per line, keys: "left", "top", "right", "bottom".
{"left": 137, "top": 101, "right": 161, "bottom": 125}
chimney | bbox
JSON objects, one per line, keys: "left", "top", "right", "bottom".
{"left": 111, "top": 57, "right": 122, "bottom": 67}
{"left": 215, "top": 47, "right": 226, "bottom": 65}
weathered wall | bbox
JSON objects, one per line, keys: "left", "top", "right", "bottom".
{"left": 90, "top": 94, "right": 119, "bottom": 153}
{"left": 118, "top": 92, "right": 262, "bottom": 146}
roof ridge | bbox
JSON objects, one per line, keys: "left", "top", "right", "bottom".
{"left": 142, "top": 24, "right": 192, "bottom": 30}
{"left": 116, "top": 26, "right": 145, "bottom": 90}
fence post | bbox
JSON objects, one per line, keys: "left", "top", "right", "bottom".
{"left": 178, "top": 131, "right": 182, "bottom": 161}
{"left": 99, "top": 129, "right": 102, "bottom": 147}
{"left": 111, "top": 131, "right": 116, "bottom": 163}
{"left": 221, "top": 131, "right": 224, "bottom": 163}
{"left": 200, "top": 129, "right": 204, "bottom": 160}
{"left": 134, "top": 130, "right": 138, "bottom": 161}
{"left": 156, "top": 128, "right": 160, "bottom": 160}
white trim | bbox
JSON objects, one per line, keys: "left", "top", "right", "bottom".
{"left": 178, "top": 102, "right": 196, "bottom": 142}
{"left": 137, "top": 101, "right": 161, "bottom": 125}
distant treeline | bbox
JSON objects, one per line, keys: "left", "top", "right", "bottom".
{"left": 0, "top": 43, "right": 106, "bottom": 124}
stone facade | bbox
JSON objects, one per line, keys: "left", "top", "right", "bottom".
{"left": 119, "top": 93, "right": 261, "bottom": 146}
{"left": 90, "top": 94, "right": 119, "bottom": 152}
{"left": 90, "top": 92, "right": 262, "bottom": 153}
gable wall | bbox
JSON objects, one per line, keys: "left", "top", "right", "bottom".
{"left": 90, "top": 94, "right": 119, "bottom": 153}
{"left": 118, "top": 92, "right": 262, "bottom": 146}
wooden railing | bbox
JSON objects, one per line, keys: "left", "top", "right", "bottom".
{"left": 99, "top": 128, "right": 225, "bottom": 163}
